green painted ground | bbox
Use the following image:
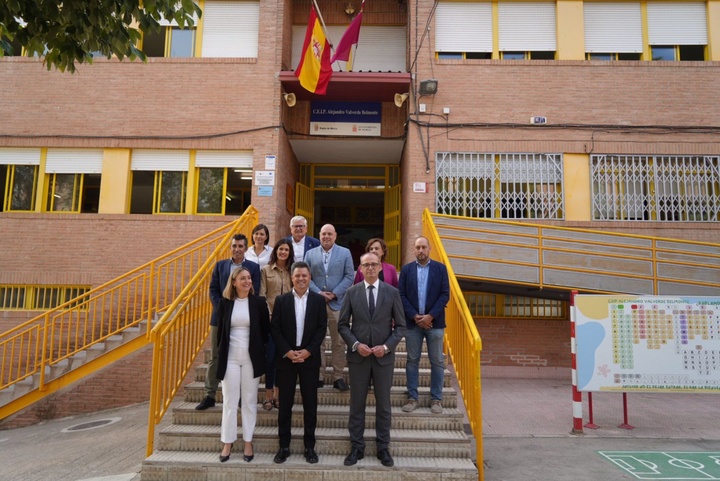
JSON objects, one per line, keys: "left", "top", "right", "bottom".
{"left": 599, "top": 452, "right": 720, "bottom": 480}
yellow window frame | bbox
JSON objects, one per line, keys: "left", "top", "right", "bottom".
{"left": 46, "top": 173, "right": 83, "bottom": 213}
{"left": 3, "top": 164, "right": 39, "bottom": 212}
{"left": 0, "top": 285, "right": 91, "bottom": 310}
{"left": 153, "top": 170, "right": 188, "bottom": 214}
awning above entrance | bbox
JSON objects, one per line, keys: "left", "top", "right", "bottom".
{"left": 279, "top": 71, "right": 412, "bottom": 102}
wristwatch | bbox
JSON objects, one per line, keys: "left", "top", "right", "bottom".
{"left": 383, "top": 344, "right": 390, "bottom": 355}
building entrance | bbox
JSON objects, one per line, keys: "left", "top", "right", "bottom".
{"left": 296, "top": 164, "right": 400, "bottom": 267}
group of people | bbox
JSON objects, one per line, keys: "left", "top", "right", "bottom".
{"left": 196, "top": 215, "right": 450, "bottom": 467}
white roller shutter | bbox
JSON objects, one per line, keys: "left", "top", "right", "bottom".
{"left": 647, "top": 2, "right": 707, "bottom": 45}
{"left": 498, "top": 2, "right": 556, "bottom": 51}
{"left": 195, "top": 150, "right": 253, "bottom": 168}
{"left": 0, "top": 148, "right": 41, "bottom": 165}
{"left": 584, "top": 2, "right": 643, "bottom": 53}
{"left": 131, "top": 150, "right": 190, "bottom": 171}
{"left": 46, "top": 149, "right": 104, "bottom": 174}
{"left": 353, "top": 26, "right": 406, "bottom": 72}
{"left": 201, "top": 1, "right": 259, "bottom": 58}
{"left": 435, "top": 2, "right": 493, "bottom": 53}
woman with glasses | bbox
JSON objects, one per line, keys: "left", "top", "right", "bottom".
{"left": 353, "top": 238, "right": 399, "bottom": 288}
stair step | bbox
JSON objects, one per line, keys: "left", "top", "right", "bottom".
{"left": 142, "top": 451, "right": 478, "bottom": 481}
{"left": 172, "top": 402, "right": 465, "bottom": 430}
{"left": 157, "top": 425, "right": 472, "bottom": 458}
{"left": 183, "top": 383, "right": 459, "bottom": 408}
{"left": 194, "top": 365, "right": 451, "bottom": 387}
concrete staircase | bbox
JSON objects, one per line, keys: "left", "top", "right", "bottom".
{"left": 141, "top": 338, "right": 479, "bottom": 480}
{"left": 0, "top": 322, "right": 147, "bottom": 408}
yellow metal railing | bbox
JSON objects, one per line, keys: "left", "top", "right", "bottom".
{"left": 145, "top": 208, "right": 258, "bottom": 456}
{"left": 0, "top": 209, "right": 257, "bottom": 422}
{"left": 423, "top": 209, "right": 484, "bottom": 481}
{"left": 432, "top": 214, "right": 720, "bottom": 296}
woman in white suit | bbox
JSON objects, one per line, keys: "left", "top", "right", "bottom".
{"left": 216, "top": 266, "right": 270, "bottom": 463}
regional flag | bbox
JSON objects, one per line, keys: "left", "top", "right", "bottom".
{"left": 331, "top": 0, "right": 364, "bottom": 63}
{"left": 295, "top": 4, "right": 333, "bottom": 95}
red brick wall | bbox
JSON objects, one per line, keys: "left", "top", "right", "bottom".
{"left": 476, "top": 317, "right": 571, "bottom": 369}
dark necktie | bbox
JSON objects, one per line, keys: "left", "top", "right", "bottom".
{"left": 368, "top": 285, "right": 375, "bottom": 317}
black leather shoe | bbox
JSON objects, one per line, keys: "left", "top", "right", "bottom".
{"left": 304, "top": 447, "right": 319, "bottom": 464}
{"left": 273, "top": 447, "right": 291, "bottom": 464}
{"left": 317, "top": 378, "right": 324, "bottom": 388}
{"left": 333, "top": 378, "right": 349, "bottom": 391}
{"left": 195, "top": 396, "right": 215, "bottom": 410}
{"left": 219, "top": 443, "right": 232, "bottom": 463}
{"left": 343, "top": 447, "right": 364, "bottom": 466}
{"left": 376, "top": 448, "right": 394, "bottom": 467}
{"left": 243, "top": 443, "right": 254, "bottom": 462}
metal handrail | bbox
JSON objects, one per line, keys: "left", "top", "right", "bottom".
{"left": 145, "top": 207, "right": 258, "bottom": 455}
{"left": 423, "top": 209, "right": 484, "bottom": 481}
{"left": 0, "top": 212, "right": 255, "bottom": 421}
{"left": 432, "top": 214, "right": 720, "bottom": 295}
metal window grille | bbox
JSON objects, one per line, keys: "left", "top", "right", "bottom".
{"left": 464, "top": 291, "right": 566, "bottom": 319}
{"left": 591, "top": 155, "right": 720, "bottom": 221}
{"left": 436, "top": 152, "right": 564, "bottom": 219}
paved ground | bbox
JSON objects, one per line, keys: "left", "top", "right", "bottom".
{"left": 1, "top": 377, "right": 719, "bottom": 481}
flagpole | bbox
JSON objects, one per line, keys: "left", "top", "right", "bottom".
{"left": 312, "top": 0, "right": 335, "bottom": 57}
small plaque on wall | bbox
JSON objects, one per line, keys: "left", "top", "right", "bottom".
{"left": 413, "top": 182, "right": 427, "bottom": 193}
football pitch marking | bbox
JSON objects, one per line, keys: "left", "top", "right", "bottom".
{"left": 599, "top": 452, "right": 720, "bottom": 480}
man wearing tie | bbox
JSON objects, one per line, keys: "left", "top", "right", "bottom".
{"left": 338, "top": 252, "right": 406, "bottom": 467}
{"left": 270, "top": 262, "right": 328, "bottom": 464}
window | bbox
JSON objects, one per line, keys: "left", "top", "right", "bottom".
{"left": 435, "top": 2, "right": 493, "bottom": 59}
{"left": 498, "top": 2, "right": 556, "bottom": 60}
{"left": 465, "top": 292, "right": 566, "bottom": 319}
{"left": 648, "top": 2, "right": 707, "bottom": 61}
{"left": 202, "top": 0, "right": 260, "bottom": 58}
{"left": 0, "top": 148, "right": 41, "bottom": 212}
{"left": 130, "top": 150, "right": 190, "bottom": 214}
{"left": 195, "top": 150, "right": 253, "bottom": 214}
{"left": 436, "top": 152, "right": 564, "bottom": 219}
{"left": 584, "top": 2, "right": 643, "bottom": 59}
{"left": 587, "top": 52, "right": 641, "bottom": 61}
{"left": 143, "top": 26, "right": 196, "bottom": 57}
{"left": 0, "top": 285, "right": 90, "bottom": 310}
{"left": 44, "top": 149, "right": 102, "bottom": 213}
{"left": 591, "top": 155, "right": 720, "bottom": 221}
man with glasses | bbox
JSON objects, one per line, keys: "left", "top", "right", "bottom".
{"left": 398, "top": 236, "right": 449, "bottom": 415}
{"left": 285, "top": 215, "right": 320, "bottom": 263}
{"left": 305, "top": 224, "right": 354, "bottom": 390}
{"left": 338, "top": 252, "right": 406, "bottom": 467}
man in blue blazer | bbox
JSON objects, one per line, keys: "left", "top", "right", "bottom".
{"left": 285, "top": 215, "right": 321, "bottom": 263}
{"left": 398, "top": 236, "right": 449, "bottom": 415}
{"left": 304, "top": 224, "right": 354, "bottom": 390}
{"left": 195, "top": 233, "right": 261, "bottom": 410}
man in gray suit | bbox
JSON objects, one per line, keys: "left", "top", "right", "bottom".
{"left": 338, "top": 252, "right": 406, "bottom": 467}
{"left": 305, "top": 224, "right": 354, "bottom": 390}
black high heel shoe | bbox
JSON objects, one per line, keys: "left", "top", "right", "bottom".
{"left": 219, "top": 443, "right": 232, "bottom": 462}
{"left": 244, "top": 442, "right": 254, "bottom": 462}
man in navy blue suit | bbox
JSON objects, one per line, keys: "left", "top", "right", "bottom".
{"left": 398, "top": 236, "right": 449, "bottom": 415}
{"left": 285, "top": 215, "right": 320, "bottom": 263}
{"left": 195, "top": 233, "right": 260, "bottom": 410}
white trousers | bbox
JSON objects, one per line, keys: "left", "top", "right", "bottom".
{"left": 220, "top": 348, "right": 260, "bottom": 444}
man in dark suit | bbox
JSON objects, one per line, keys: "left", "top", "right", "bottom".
{"left": 195, "top": 233, "right": 261, "bottom": 410}
{"left": 398, "top": 236, "right": 449, "bottom": 415}
{"left": 338, "top": 252, "right": 406, "bottom": 468}
{"left": 270, "top": 261, "right": 328, "bottom": 465}
{"left": 285, "top": 215, "right": 320, "bottom": 263}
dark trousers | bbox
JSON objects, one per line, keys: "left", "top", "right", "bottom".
{"left": 276, "top": 364, "right": 319, "bottom": 449}
{"left": 348, "top": 357, "right": 394, "bottom": 451}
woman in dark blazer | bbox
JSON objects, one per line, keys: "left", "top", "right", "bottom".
{"left": 216, "top": 266, "right": 269, "bottom": 463}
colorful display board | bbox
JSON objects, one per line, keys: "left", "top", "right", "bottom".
{"left": 574, "top": 295, "right": 720, "bottom": 392}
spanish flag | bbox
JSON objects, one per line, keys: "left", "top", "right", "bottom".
{"left": 295, "top": 4, "right": 333, "bottom": 95}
